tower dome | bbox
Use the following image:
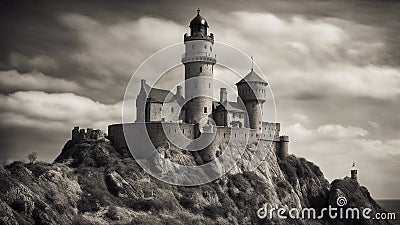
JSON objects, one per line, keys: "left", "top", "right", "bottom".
{"left": 189, "top": 8, "right": 209, "bottom": 37}
{"left": 190, "top": 8, "right": 208, "bottom": 27}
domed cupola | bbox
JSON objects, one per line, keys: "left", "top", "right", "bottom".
{"left": 189, "top": 8, "right": 208, "bottom": 37}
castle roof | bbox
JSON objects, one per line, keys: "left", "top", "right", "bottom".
{"left": 144, "top": 84, "right": 173, "bottom": 103}
{"left": 214, "top": 101, "right": 245, "bottom": 113}
{"left": 236, "top": 69, "right": 267, "bottom": 85}
{"left": 144, "top": 84, "right": 185, "bottom": 105}
{"left": 190, "top": 8, "right": 208, "bottom": 27}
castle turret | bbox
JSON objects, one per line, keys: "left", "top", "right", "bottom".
{"left": 72, "top": 126, "right": 80, "bottom": 141}
{"left": 351, "top": 162, "right": 358, "bottom": 181}
{"left": 182, "top": 8, "right": 216, "bottom": 124}
{"left": 236, "top": 64, "right": 268, "bottom": 133}
{"left": 278, "top": 135, "right": 289, "bottom": 160}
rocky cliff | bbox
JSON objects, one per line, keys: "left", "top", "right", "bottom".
{"left": 0, "top": 137, "right": 394, "bottom": 225}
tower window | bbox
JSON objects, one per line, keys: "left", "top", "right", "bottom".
{"left": 210, "top": 46, "right": 212, "bottom": 51}
{"left": 171, "top": 107, "right": 174, "bottom": 113}
{"left": 204, "top": 45, "right": 207, "bottom": 49}
{"left": 200, "top": 67, "right": 203, "bottom": 72}
{"left": 209, "top": 83, "right": 211, "bottom": 88}
{"left": 192, "top": 45, "right": 194, "bottom": 49}
{"left": 204, "top": 107, "right": 207, "bottom": 113}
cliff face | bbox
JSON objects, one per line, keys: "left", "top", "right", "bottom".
{"left": 0, "top": 138, "right": 393, "bottom": 225}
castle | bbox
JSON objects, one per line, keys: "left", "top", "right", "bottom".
{"left": 75, "top": 9, "right": 289, "bottom": 163}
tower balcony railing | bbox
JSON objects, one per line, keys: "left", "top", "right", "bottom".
{"left": 181, "top": 52, "right": 217, "bottom": 64}
{"left": 184, "top": 33, "right": 214, "bottom": 43}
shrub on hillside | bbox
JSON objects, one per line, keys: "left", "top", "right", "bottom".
{"left": 203, "top": 204, "right": 225, "bottom": 219}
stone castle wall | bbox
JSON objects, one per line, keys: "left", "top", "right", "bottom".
{"left": 106, "top": 121, "right": 287, "bottom": 162}
{"left": 72, "top": 126, "right": 105, "bottom": 142}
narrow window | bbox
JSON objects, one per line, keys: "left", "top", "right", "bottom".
{"left": 171, "top": 107, "right": 174, "bottom": 113}
{"left": 204, "top": 107, "right": 207, "bottom": 113}
{"left": 204, "top": 45, "right": 207, "bottom": 49}
{"left": 210, "top": 46, "right": 212, "bottom": 51}
{"left": 192, "top": 45, "right": 194, "bottom": 49}
{"left": 200, "top": 67, "right": 203, "bottom": 72}
{"left": 209, "top": 83, "right": 211, "bottom": 88}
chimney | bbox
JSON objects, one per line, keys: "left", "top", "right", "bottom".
{"left": 220, "top": 88, "right": 227, "bottom": 103}
{"left": 141, "top": 79, "right": 146, "bottom": 88}
{"left": 176, "top": 85, "right": 183, "bottom": 97}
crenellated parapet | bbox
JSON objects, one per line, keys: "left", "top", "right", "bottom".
{"left": 72, "top": 126, "right": 105, "bottom": 142}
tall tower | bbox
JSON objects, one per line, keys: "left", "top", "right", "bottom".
{"left": 182, "top": 8, "right": 216, "bottom": 124}
{"left": 236, "top": 64, "right": 268, "bottom": 134}
{"left": 350, "top": 162, "right": 358, "bottom": 181}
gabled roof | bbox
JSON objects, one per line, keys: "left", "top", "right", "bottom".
{"left": 236, "top": 69, "right": 267, "bottom": 85}
{"left": 144, "top": 84, "right": 185, "bottom": 105}
{"left": 144, "top": 84, "right": 173, "bottom": 103}
{"left": 214, "top": 101, "right": 245, "bottom": 113}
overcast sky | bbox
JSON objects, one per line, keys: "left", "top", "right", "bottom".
{"left": 0, "top": 0, "right": 399, "bottom": 199}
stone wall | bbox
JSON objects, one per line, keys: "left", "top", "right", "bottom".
{"left": 72, "top": 126, "right": 105, "bottom": 142}
{"left": 107, "top": 121, "right": 287, "bottom": 163}
{"left": 145, "top": 102, "right": 162, "bottom": 122}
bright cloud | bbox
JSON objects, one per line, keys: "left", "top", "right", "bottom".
{"left": 0, "top": 70, "right": 81, "bottom": 93}
{"left": 0, "top": 91, "right": 122, "bottom": 131}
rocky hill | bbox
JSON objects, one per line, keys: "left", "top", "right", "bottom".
{"left": 0, "top": 137, "right": 394, "bottom": 225}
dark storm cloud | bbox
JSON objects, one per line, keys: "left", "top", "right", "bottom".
{"left": 0, "top": 0, "right": 398, "bottom": 103}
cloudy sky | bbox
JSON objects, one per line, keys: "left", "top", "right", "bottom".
{"left": 0, "top": 0, "right": 399, "bottom": 198}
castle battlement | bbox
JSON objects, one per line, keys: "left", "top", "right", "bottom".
{"left": 72, "top": 126, "right": 106, "bottom": 142}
